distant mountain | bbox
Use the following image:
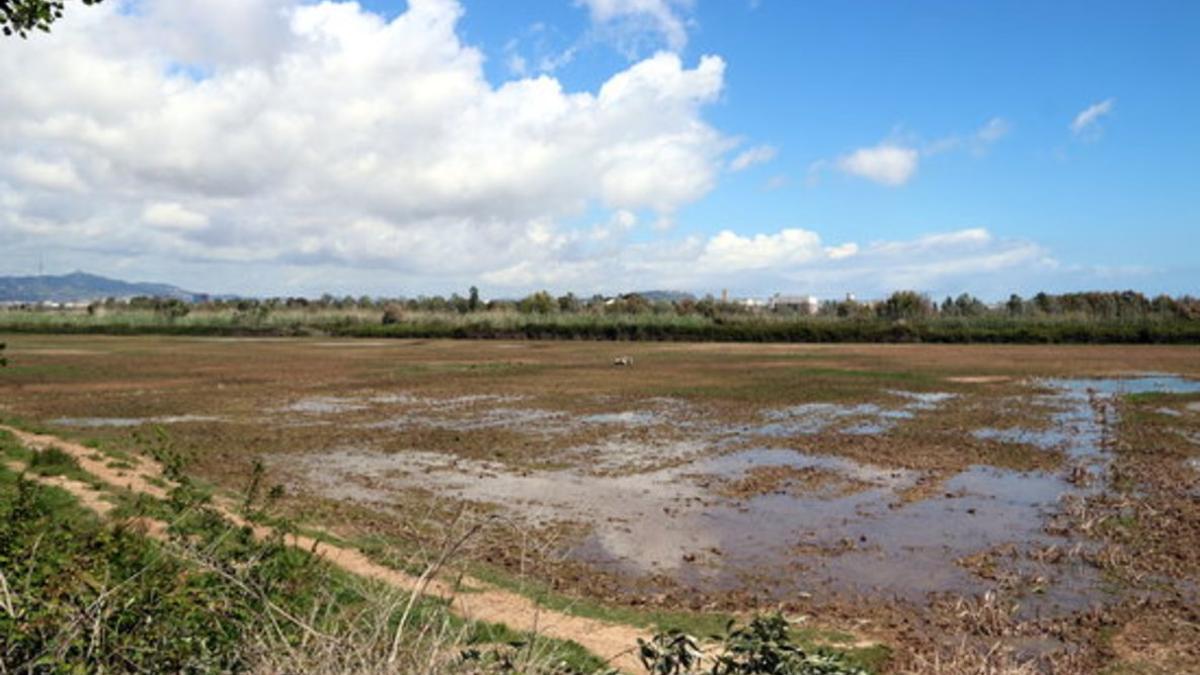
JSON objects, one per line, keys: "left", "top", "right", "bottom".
{"left": 631, "top": 290, "right": 696, "bottom": 303}
{"left": 0, "top": 272, "right": 202, "bottom": 303}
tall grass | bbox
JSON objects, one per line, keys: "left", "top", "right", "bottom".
{"left": 0, "top": 452, "right": 604, "bottom": 674}
{"left": 3, "top": 306, "right": 1199, "bottom": 343}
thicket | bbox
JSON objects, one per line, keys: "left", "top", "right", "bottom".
{"left": 3, "top": 289, "right": 1199, "bottom": 343}
{"left": 0, "top": 436, "right": 602, "bottom": 674}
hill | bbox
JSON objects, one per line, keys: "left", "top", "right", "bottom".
{"left": 0, "top": 272, "right": 200, "bottom": 303}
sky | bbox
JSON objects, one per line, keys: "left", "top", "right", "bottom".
{"left": 0, "top": 0, "right": 1197, "bottom": 300}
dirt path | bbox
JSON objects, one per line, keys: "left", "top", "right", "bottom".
{"left": 1, "top": 425, "right": 648, "bottom": 672}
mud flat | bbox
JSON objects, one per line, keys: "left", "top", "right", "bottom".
{"left": 5, "top": 335, "right": 1200, "bottom": 671}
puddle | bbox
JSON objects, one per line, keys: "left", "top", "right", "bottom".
{"left": 339, "top": 393, "right": 701, "bottom": 441}
{"left": 279, "top": 374, "right": 1200, "bottom": 610}
{"left": 279, "top": 397, "right": 368, "bottom": 414}
{"left": 757, "top": 391, "right": 954, "bottom": 437}
{"left": 369, "top": 393, "right": 420, "bottom": 405}
{"left": 580, "top": 411, "right": 661, "bottom": 426}
{"left": 365, "top": 407, "right": 567, "bottom": 433}
{"left": 975, "top": 377, "right": 1200, "bottom": 461}
{"left": 972, "top": 427, "right": 1069, "bottom": 450}
{"left": 423, "top": 394, "right": 526, "bottom": 410}
{"left": 288, "top": 442, "right": 1086, "bottom": 606}
{"left": 946, "top": 376, "right": 1012, "bottom": 384}
{"left": 560, "top": 438, "right": 715, "bottom": 473}
{"left": 281, "top": 446, "right": 919, "bottom": 586}
{"left": 51, "top": 414, "right": 221, "bottom": 428}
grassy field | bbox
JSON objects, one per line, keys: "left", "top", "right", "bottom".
{"left": 3, "top": 335, "right": 1200, "bottom": 672}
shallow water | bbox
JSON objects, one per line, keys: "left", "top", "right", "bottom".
{"left": 51, "top": 414, "right": 221, "bottom": 427}
{"left": 278, "top": 374, "right": 1200, "bottom": 609}
{"left": 280, "top": 396, "right": 368, "bottom": 414}
{"left": 756, "top": 391, "right": 954, "bottom": 438}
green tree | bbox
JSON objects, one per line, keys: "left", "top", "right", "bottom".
{"left": 518, "top": 290, "right": 555, "bottom": 314}
{"left": 953, "top": 292, "right": 987, "bottom": 317}
{"left": 468, "top": 286, "right": 481, "bottom": 312}
{"left": 879, "top": 290, "right": 932, "bottom": 321}
{"left": 557, "top": 292, "right": 580, "bottom": 313}
{"left": 2, "top": 0, "right": 105, "bottom": 38}
{"left": 1006, "top": 293, "right": 1025, "bottom": 317}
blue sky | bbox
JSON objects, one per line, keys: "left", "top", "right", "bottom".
{"left": 0, "top": 0, "right": 1197, "bottom": 298}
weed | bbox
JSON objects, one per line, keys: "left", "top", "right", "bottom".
{"left": 27, "top": 445, "right": 81, "bottom": 477}
{"left": 636, "top": 615, "right": 869, "bottom": 675}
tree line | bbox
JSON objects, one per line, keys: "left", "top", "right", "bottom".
{"left": 30, "top": 288, "right": 1198, "bottom": 324}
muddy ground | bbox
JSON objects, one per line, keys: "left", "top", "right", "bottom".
{"left": 3, "top": 335, "right": 1200, "bottom": 672}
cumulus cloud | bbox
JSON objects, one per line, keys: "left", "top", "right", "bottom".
{"left": 836, "top": 144, "right": 919, "bottom": 186}
{"left": 828, "top": 117, "right": 1009, "bottom": 187}
{"left": 479, "top": 224, "right": 1051, "bottom": 298}
{"left": 728, "top": 144, "right": 777, "bottom": 172}
{"left": 699, "top": 229, "right": 824, "bottom": 270}
{"left": 1070, "top": 98, "right": 1115, "bottom": 139}
{"left": 0, "top": 0, "right": 727, "bottom": 282}
{"left": 0, "top": 1, "right": 1065, "bottom": 299}
{"left": 577, "top": 0, "right": 693, "bottom": 53}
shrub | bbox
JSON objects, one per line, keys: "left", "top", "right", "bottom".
{"left": 638, "top": 615, "right": 868, "bottom": 675}
{"left": 381, "top": 303, "right": 405, "bottom": 325}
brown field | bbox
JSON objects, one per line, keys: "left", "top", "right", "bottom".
{"left": 3, "top": 334, "right": 1200, "bottom": 672}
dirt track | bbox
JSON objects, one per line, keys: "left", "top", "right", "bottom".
{"left": 1, "top": 424, "right": 649, "bottom": 673}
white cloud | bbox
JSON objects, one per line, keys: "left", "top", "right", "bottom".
{"left": 729, "top": 144, "right": 777, "bottom": 172}
{"left": 827, "top": 117, "right": 1008, "bottom": 187}
{"left": 142, "top": 202, "right": 209, "bottom": 231}
{"left": 976, "top": 117, "right": 1010, "bottom": 144}
{"left": 0, "top": 0, "right": 727, "bottom": 283}
{"left": 825, "top": 242, "right": 858, "bottom": 260}
{"left": 923, "top": 117, "right": 1011, "bottom": 157}
{"left": 1070, "top": 98, "right": 1115, "bottom": 139}
{"left": 698, "top": 229, "right": 824, "bottom": 270}
{"left": 836, "top": 144, "right": 919, "bottom": 186}
{"left": 0, "top": 1, "right": 1072, "bottom": 300}
{"left": 576, "top": 0, "right": 693, "bottom": 54}
{"left": 3, "top": 155, "right": 87, "bottom": 192}
{"left": 478, "top": 225, "right": 1050, "bottom": 298}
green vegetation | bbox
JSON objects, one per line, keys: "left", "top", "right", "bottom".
{"left": 637, "top": 615, "right": 870, "bottom": 675}
{"left": 466, "top": 563, "right": 735, "bottom": 638}
{"left": 0, "top": 446, "right": 604, "bottom": 673}
{"left": 1, "top": 0, "right": 104, "bottom": 38}
{"left": 4, "top": 289, "right": 1200, "bottom": 343}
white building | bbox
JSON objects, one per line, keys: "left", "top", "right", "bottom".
{"left": 769, "top": 293, "right": 819, "bottom": 315}
{"left": 736, "top": 297, "right": 769, "bottom": 309}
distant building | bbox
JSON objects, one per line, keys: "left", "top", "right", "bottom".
{"left": 769, "top": 293, "right": 819, "bottom": 315}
